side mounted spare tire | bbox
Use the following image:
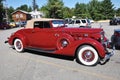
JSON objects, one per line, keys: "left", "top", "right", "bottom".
{"left": 77, "top": 45, "right": 99, "bottom": 66}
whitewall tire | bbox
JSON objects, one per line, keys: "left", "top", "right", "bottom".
{"left": 77, "top": 45, "right": 99, "bottom": 66}
{"left": 14, "top": 39, "right": 24, "bottom": 52}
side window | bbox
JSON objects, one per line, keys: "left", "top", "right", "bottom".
{"left": 34, "top": 21, "right": 43, "bottom": 28}
{"left": 76, "top": 20, "right": 80, "bottom": 24}
{"left": 69, "top": 20, "right": 74, "bottom": 24}
{"left": 34, "top": 21, "right": 50, "bottom": 28}
{"left": 81, "top": 20, "right": 86, "bottom": 23}
{"left": 43, "top": 22, "right": 50, "bottom": 28}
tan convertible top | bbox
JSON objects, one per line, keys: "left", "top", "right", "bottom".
{"left": 25, "top": 18, "right": 62, "bottom": 28}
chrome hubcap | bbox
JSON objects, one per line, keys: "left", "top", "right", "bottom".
{"left": 82, "top": 50, "right": 95, "bottom": 62}
{"left": 16, "top": 41, "right": 22, "bottom": 49}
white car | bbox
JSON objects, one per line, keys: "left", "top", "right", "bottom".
{"left": 67, "top": 19, "right": 91, "bottom": 28}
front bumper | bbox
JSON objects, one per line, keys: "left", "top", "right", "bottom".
{"left": 100, "top": 45, "right": 115, "bottom": 64}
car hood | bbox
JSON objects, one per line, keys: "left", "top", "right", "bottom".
{"left": 55, "top": 27, "right": 103, "bottom": 34}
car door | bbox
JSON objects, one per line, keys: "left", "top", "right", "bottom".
{"left": 28, "top": 21, "right": 57, "bottom": 50}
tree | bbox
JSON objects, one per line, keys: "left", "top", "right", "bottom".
{"left": 16, "top": 4, "right": 28, "bottom": 11}
{"left": 28, "top": 6, "right": 32, "bottom": 12}
{"left": 88, "top": 0, "right": 103, "bottom": 20}
{"left": 74, "top": 2, "right": 89, "bottom": 18}
{"left": 16, "top": 4, "right": 33, "bottom": 12}
{"left": 7, "top": 6, "right": 15, "bottom": 21}
{"left": 41, "top": 0, "right": 64, "bottom": 18}
{"left": 116, "top": 8, "right": 120, "bottom": 16}
{"left": 62, "top": 7, "right": 73, "bottom": 18}
{"left": 101, "top": 0, "right": 114, "bottom": 19}
{"left": 0, "top": 0, "right": 5, "bottom": 22}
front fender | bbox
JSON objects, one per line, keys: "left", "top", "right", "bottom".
{"left": 55, "top": 37, "right": 106, "bottom": 58}
{"left": 74, "top": 38, "right": 106, "bottom": 58}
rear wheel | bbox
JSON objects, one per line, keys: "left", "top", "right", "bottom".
{"left": 14, "top": 39, "right": 24, "bottom": 52}
{"left": 77, "top": 45, "right": 99, "bottom": 66}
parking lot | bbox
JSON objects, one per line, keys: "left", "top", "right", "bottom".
{"left": 0, "top": 22, "right": 120, "bottom": 80}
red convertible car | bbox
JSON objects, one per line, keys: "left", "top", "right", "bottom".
{"left": 5, "top": 18, "right": 114, "bottom": 66}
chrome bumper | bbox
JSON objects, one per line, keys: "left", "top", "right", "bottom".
{"left": 100, "top": 46, "right": 115, "bottom": 65}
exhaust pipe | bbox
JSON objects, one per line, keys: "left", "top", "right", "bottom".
{"left": 4, "top": 40, "right": 8, "bottom": 43}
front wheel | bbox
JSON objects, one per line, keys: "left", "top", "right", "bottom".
{"left": 77, "top": 45, "right": 99, "bottom": 66}
{"left": 14, "top": 38, "right": 24, "bottom": 52}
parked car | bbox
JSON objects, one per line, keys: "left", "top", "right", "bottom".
{"left": 109, "top": 18, "right": 120, "bottom": 25}
{"left": 5, "top": 18, "right": 114, "bottom": 66}
{"left": 0, "top": 22, "right": 11, "bottom": 29}
{"left": 111, "top": 29, "right": 120, "bottom": 49}
{"left": 16, "top": 21, "right": 27, "bottom": 27}
{"left": 9, "top": 22, "right": 16, "bottom": 28}
{"left": 67, "top": 19, "right": 91, "bottom": 28}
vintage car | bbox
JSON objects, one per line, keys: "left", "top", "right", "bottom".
{"left": 111, "top": 29, "right": 120, "bottom": 49}
{"left": 5, "top": 18, "right": 114, "bottom": 66}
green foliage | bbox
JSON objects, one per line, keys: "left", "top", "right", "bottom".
{"left": 74, "top": 2, "right": 88, "bottom": 18}
{"left": 0, "top": 0, "right": 5, "bottom": 22}
{"left": 7, "top": 6, "right": 15, "bottom": 21}
{"left": 101, "top": 0, "right": 115, "bottom": 19}
{"left": 41, "top": 0, "right": 64, "bottom": 18}
{"left": 73, "top": 0, "right": 115, "bottom": 20}
{"left": 40, "top": 0, "right": 118, "bottom": 20}
{"left": 88, "top": 0, "right": 103, "bottom": 20}
{"left": 62, "top": 7, "right": 74, "bottom": 18}
{"left": 16, "top": 5, "right": 32, "bottom": 12}
{"left": 116, "top": 8, "right": 120, "bottom": 16}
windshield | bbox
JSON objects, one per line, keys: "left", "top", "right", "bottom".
{"left": 52, "top": 20, "right": 65, "bottom": 27}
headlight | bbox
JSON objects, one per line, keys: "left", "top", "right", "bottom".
{"left": 101, "top": 34, "right": 104, "bottom": 40}
{"left": 100, "top": 31, "right": 105, "bottom": 41}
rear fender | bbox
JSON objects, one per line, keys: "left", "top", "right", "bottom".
{"left": 12, "top": 33, "right": 28, "bottom": 48}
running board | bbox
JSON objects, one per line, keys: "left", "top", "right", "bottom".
{"left": 26, "top": 47, "right": 56, "bottom": 53}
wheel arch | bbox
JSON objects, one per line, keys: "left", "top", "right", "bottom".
{"left": 12, "top": 34, "right": 28, "bottom": 48}
{"left": 75, "top": 43, "right": 100, "bottom": 58}
{"left": 74, "top": 39, "right": 106, "bottom": 59}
